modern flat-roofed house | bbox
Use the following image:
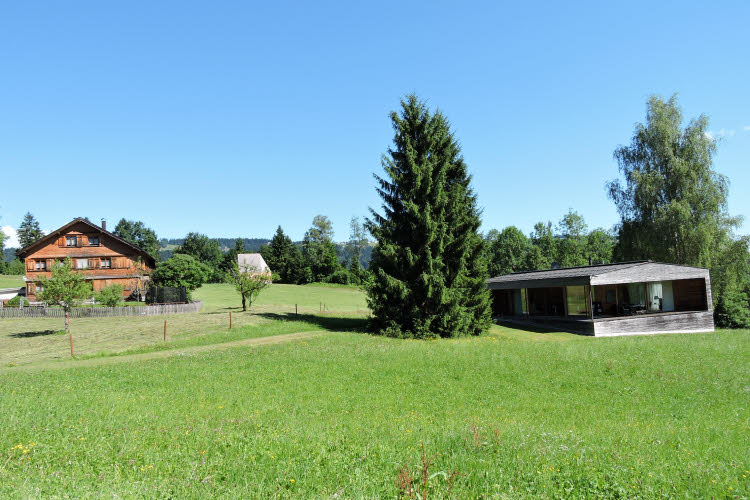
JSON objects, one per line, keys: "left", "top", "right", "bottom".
{"left": 487, "top": 261, "right": 714, "bottom": 336}
{"left": 16, "top": 217, "right": 156, "bottom": 301}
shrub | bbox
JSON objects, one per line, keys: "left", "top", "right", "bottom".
{"left": 151, "top": 254, "right": 210, "bottom": 291}
{"left": 327, "top": 268, "right": 352, "bottom": 285}
{"left": 6, "top": 259, "right": 25, "bottom": 275}
{"left": 95, "top": 284, "right": 125, "bottom": 307}
{"left": 715, "top": 287, "right": 750, "bottom": 328}
{"left": 6, "top": 296, "right": 29, "bottom": 307}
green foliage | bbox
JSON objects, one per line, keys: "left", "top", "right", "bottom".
{"left": 226, "top": 263, "right": 271, "bottom": 311}
{"left": 151, "top": 254, "right": 210, "bottom": 291}
{"left": 485, "top": 213, "right": 615, "bottom": 278}
{"left": 5, "top": 259, "right": 25, "bottom": 275}
{"left": 220, "top": 238, "right": 246, "bottom": 274}
{"left": 485, "top": 226, "right": 533, "bottom": 276}
{"left": 555, "top": 209, "right": 588, "bottom": 267}
{"left": 17, "top": 212, "right": 45, "bottom": 249}
{"left": 95, "top": 284, "right": 125, "bottom": 307}
{"left": 529, "top": 221, "right": 556, "bottom": 269}
{"left": 175, "top": 232, "right": 224, "bottom": 282}
{"left": 586, "top": 228, "right": 616, "bottom": 265}
{"left": 260, "top": 226, "right": 309, "bottom": 284}
{"left": 6, "top": 295, "right": 28, "bottom": 307}
{"left": 113, "top": 219, "right": 160, "bottom": 259}
{"left": 366, "top": 95, "right": 491, "bottom": 338}
{"left": 303, "top": 215, "right": 341, "bottom": 282}
{"left": 327, "top": 268, "right": 353, "bottom": 285}
{"left": 608, "top": 94, "right": 739, "bottom": 266}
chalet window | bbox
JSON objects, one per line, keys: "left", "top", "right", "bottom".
{"left": 66, "top": 236, "right": 77, "bottom": 247}
{"left": 34, "top": 261, "right": 47, "bottom": 270}
{"left": 35, "top": 285, "right": 43, "bottom": 292}
{"left": 89, "top": 236, "right": 100, "bottom": 246}
{"left": 77, "top": 259, "right": 89, "bottom": 269}
{"left": 100, "top": 258, "right": 112, "bottom": 269}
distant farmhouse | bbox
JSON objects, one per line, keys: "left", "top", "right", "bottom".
{"left": 487, "top": 261, "right": 715, "bottom": 336}
{"left": 237, "top": 253, "right": 271, "bottom": 276}
{"left": 16, "top": 217, "right": 156, "bottom": 301}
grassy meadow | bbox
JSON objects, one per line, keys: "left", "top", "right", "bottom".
{"left": 0, "top": 283, "right": 748, "bottom": 498}
{"left": 0, "top": 274, "right": 23, "bottom": 288}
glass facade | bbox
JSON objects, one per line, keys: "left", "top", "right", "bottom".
{"left": 566, "top": 286, "right": 588, "bottom": 316}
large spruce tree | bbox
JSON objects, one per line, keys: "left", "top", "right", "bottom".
{"left": 17, "top": 212, "right": 44, "bottom": 248}
{"left": 366, "top": 95, "right": 491, "bottom": 338}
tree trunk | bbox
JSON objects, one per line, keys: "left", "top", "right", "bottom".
{"left": 242, "top": 295, "right": 246, "bottom": 311}
{"left": 64, "top": 306, "right": 70, "bottom": 335}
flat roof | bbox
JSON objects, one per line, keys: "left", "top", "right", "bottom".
{"left": 487, "top": 261, "right": 710, "bottom": 290}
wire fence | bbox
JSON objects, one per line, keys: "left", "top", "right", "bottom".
{"left": 0, "top": 301, "right": 203, "bottom": 319}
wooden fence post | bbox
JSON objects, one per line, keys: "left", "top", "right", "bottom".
{"left": 68, "top": 313, "right": 73, "bottom": 357}
{"left": 164, "top": 319, "right": 167, "bottom": 341}
{"left": 229, "top": 311, "right": 232, "bottom": 329}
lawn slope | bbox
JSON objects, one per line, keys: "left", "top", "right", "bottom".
{"left": 0, "top": 325, "right": 747, "bottom": 498}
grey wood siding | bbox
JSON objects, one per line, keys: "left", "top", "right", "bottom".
{"left": 593, "top": 311, "right": 714, "bottom": 336}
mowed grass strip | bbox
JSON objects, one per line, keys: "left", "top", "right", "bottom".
{"left": 0, "top": 283, "right": 367, "bottom": 366}
{"left": 0, "top": 327, "right": 747, "bottom": 498}
{"left": 0, "top": 274, "right": 23, "bottom": 288}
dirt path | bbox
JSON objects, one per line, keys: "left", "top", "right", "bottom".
{"left": 1, "top": 331, "right": 324, "bottom": 373}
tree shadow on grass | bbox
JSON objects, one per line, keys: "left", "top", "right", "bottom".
{"left": 256, "top": 312, "right": 368, "bottom": 332}
{"left": 11, "top": 329, "right": 60, "bottom": 338}
{"left": 493, "top": 319, "right": 588, "bottom": 337}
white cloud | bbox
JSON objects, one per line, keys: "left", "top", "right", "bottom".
{"left": 1, "top": 226, "right": 20, "bottom": 248}
{"left": 744, "top": 125, "right": 750, "bottom": 132}
{"left": 705, "top": 131, "right": 714, "bottom": 140}
{"left": 706, "top": 128, "right": 735, "bottom": 140}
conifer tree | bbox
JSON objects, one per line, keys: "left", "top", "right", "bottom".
{"left": 17, "top": 212, "right": 44, "bottom": 248}
{"left": 366, "top": 95, "right": 491, "bottom": 338}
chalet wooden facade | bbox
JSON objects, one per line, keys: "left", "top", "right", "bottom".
{"left": 487, "top": 261, "right": 715, "bottom": 336}
{"left": 16, "top": 218, "right": 156, "bottom": 301}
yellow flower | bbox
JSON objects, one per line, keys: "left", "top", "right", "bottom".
{"left": 290, "top": 479, "right": 295, "bottom": 483}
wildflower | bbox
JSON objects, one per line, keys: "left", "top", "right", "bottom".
{"left": 290, "top": 479, "right": 295, "bottom": 483}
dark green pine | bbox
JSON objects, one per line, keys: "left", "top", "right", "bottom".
{"left": 366, "top": 95, "right": 491, "bottom": 338}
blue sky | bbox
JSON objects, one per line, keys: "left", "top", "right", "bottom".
{"left": 1, "top": 1, "right": 748, "bottom": 245}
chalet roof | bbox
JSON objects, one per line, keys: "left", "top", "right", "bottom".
{"left": 487, "top": 261, "right": 709, "bottom": 289}
{"left": 15, "top": 217, "right": 156, "bottom": 266}
{"left": 237, "top": 253, "right": 271, "bottom": 273}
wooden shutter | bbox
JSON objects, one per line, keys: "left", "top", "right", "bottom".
{"left": 26, "top": 259, "right": 33, "bottom": 271}
{"left": 58, "top": 237, "right": 64, "bottom": 247}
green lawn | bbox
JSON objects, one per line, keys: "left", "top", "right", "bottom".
{"left": 0, "top": 284, "right": 748, "bottom": 498}
{"left": 0, "top": 274, "right": 23, "bottom": 288}
{"left": 0, "top": 283, "right": 366, "bottom": 367}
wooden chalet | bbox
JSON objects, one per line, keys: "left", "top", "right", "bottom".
{"left": 16, "top": 218, "right": 156, "bottom": 301}
{"left": 487, "top": 261, "right": 715, "bottom": 336}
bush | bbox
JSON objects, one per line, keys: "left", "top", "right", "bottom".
{"left": 327, "top": 268, "right": 352, "bottom": 285}
{"left": 6, "top": 296, "right": 29, "bottom": 307}
{"left": 151, "top": 254, "right": 210, "bottom": 291}
{"left": 6, "top": 259, "right": 25, "bottom": 275}
{"left": 95, "top": 284, "right": 125, "bottom": 307}
{"left": 715, "top": 287, "right": 750, "bottom": 328}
